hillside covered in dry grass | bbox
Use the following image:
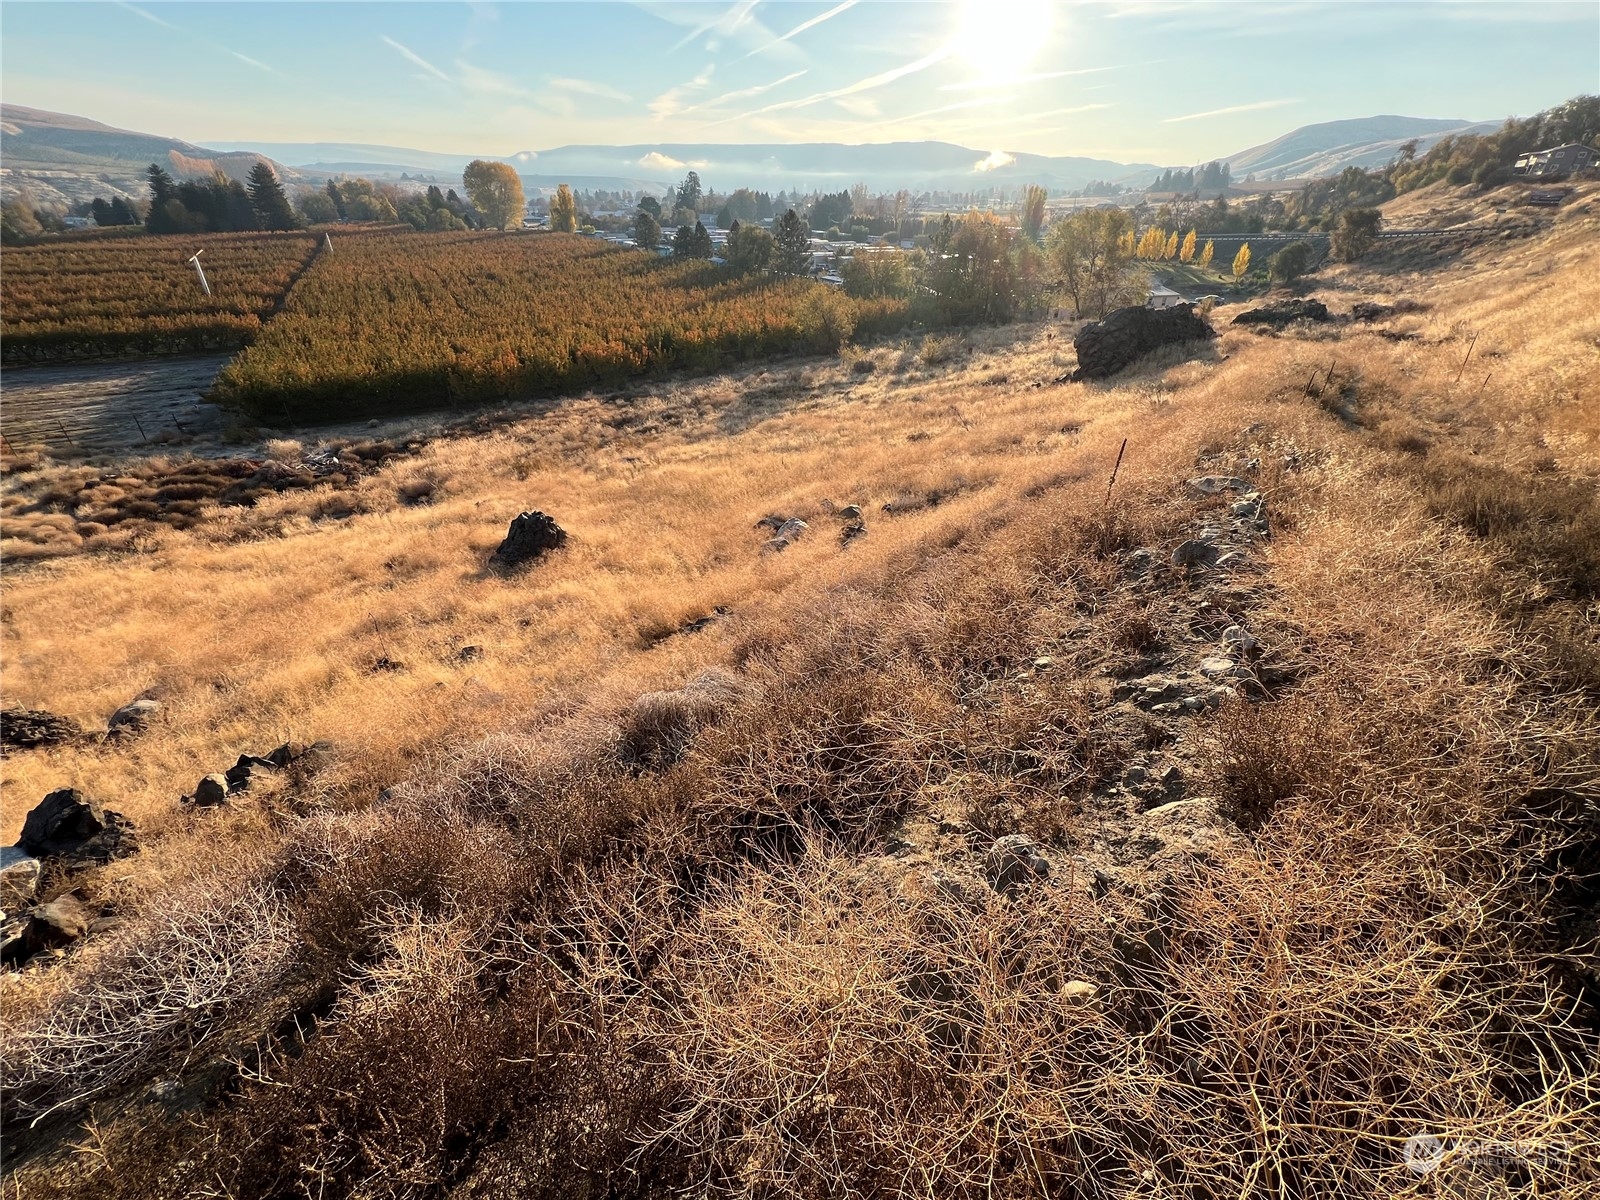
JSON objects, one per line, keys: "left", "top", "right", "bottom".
{"left": 2, "top": 182, "right": 1597, "bottom": 1197}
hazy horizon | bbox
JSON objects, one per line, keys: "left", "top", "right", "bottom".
{"left": 2, "top": 1, "right": 1596, "bottom": 165}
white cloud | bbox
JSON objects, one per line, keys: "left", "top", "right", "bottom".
{"left": 941, "top": 66, "right": 1119, "bottom": 92}
{"left": 228, "top": 50, "right": 273, "bottom": 73}
{"left": 649, "top": 64, "right": 715, "bottom": 119}
{"left": 748, "top": 0, "right": 858, "bottom": 56}
{"left": 549, "top": 77, "right": 632, "bottom": 101}
{"left": 833, "top": 96, "right": 880, "bottom": 118}
{"left": 381, "top": 35, "right": 449, "bottom": 82}
{"left": 117, "top": 2, "right": 177, "bottom": 31}
{"left": 712, "top": 46, "right": 950, "bottom": 126}
{"left": 1163, "top": 98, "right": 1301, "bottom": 123}
{"left": 456, "top": 60, "right": 536, "bottom": 100}
{"left": 974, "top": 150, "right": 1016, "bottom": 172}
{"left": 679, "top": 70, "right": 807, "bottom": 116}
{"left": 639, "top": 151, "right": 687, "bottom": 171}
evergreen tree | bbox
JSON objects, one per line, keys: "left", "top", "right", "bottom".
{"left": 727, "top": 223, "right": 774, "bottom": 275}
{"left": 675, "top": 171, "right": 703, "bottom": 214}
{"left": 633, "top": 210, "right": 662, "bottom": 250}
{"left": 324, "top": 179, "right": 347, "bottom": 220}
{"left": 672, "top": 223, "right": 695, "bottom": 257}
{"left": 638, "top": 194, "right": 662, "bottom": 220}
{"left": 773, "top": 208, "right": 812, "bottom": 276}
{"left": 248, "top": 161, "right": 300, "bottom": 231}
{"left": 690, "top": 220, "right": 713, "bottom": 259}
{"left": 426, "top": 185, "right": 447, "bottom": 210}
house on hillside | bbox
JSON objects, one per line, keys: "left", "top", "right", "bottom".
{"left": 1147, "top": 284, "right": 1184, "bottom": 310}
{"left": 1512, "top": 143, "right": 1599, "bottom": 177}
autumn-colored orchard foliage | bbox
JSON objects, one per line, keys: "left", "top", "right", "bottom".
{"left": 1, "top": 230, "right": 317, "bottom": 364}
{"left": 215, "top": 231, "right": 909, "bottom": 421}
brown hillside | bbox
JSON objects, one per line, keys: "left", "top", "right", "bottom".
{"left": 2, "top": 193, "right": 1597, "bottom": 1197}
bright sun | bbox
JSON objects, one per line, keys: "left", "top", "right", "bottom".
{"left": 953, "top": 0, "right": 1054, "bottom": 80}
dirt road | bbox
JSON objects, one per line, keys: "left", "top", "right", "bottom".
{"left": 1, "top": 355, "right": 232, "bottom": 457}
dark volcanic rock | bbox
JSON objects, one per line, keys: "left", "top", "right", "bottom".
{"left": 17, "top": 789, "right": 136, "bottom": 863}
{"left": 0, "top": 708, "right": 84, "bottom": 754}
{"left": 491, "top": 511, "right": 568, "bottom": 568}
{"left": 1231, "top": 298, "right": 1331, "bottom": 327}
{"left": 2, "top": 895, "right": 91, "bottom": 964}
{"left": 1071, "top": 304, "right": 1216, "bottom": 381}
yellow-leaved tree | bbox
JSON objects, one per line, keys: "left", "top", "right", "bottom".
{"left": 1232, "top": 242, "right": 1251, "bottom": 281}
{"left": 548, "top": 184, "right": 578, "bottom": 233}
{"left": 462, "top": 160, "right": 525, "bottom": 231}
{"left": 1200, "top": 239, "right": 1215, "bottom": 269}
{"left": 1164, "top": 231, "right": 1179, "bottom": 259}
{"left": 1179, "top": 229, "right": 1197, "bottom": 263}
{"left": 1118, "top": 229, "right": 1136, "bottom": 255}
{"left": 1137, "top": 226, "right": 1165, "bottom": 259}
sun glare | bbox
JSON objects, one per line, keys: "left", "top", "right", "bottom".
{"left": 953, "top": 0, "right": 1054, "bottom": 80}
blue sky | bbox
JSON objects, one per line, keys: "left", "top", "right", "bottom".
{"left": 3, "top": 2, "right": 1596, "bottom": 162}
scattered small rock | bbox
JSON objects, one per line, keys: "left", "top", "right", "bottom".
{"left": 1222, "top": 625, "right": 1259, "bottom": 654}
{"left": 986, "top": 833, "right": 1051, "bottom": 895}
{"left": 1171, "top": 540, "right": 1220, "bottom": 569}
{"left": 106, "top": 698, "right": 160, "bottom": 739}
{"left": 224, "top": 754, "right": 279, "bottom": 791}
{"left": 1198, "top": 656, "right": 1238, "bottom": 679}
{"left": 2, "top": 895, "right": 90, "bottom": 965}
{"left": 836, "top": 504, "right": 863, "bottom": 520}
{"left": 490, "top": 510, "right": 567, "bottom": 568}
{"left": 1185, "top": 476, "right": 1252, "bottom": 496}
{"left": 189, "top": 774, "right": 230, "bottom": 807}
{"left": 455, "top": 645, "right": 485, "bottom": 663}
{"left": 840, "top": 520, "right": 867, "bottom": 545}
{"left": 371, "top": 656, "right": 406, "bottom": 673}
{"left": 1060, "top": 980, "right": 1099, "bottom": 1004}
{"left": 0, "top": 846, "right": 42, "bottom": 914}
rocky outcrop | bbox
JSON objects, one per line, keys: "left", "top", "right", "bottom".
{"left": 490, "top": 511, "right": 567, "bottom": 568}
{"left": 1231, "top": 298, "right": 1330, "bottom": 327}
{"left": 0, "top": 708, "right": 85, "bottom": 754}
{"left": 1071, "top": 304, "right": 1216, "bottom": 381}
{"left": 17, "top": 789, "right": 136, "bottom": 864}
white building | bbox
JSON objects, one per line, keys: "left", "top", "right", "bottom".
{"left": 1147, "top": 284, "right": 1184, "bottom": 310}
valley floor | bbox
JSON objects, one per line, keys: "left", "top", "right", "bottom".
{"left": 1, "top": 185, "right": 1597, "bottom": 1197}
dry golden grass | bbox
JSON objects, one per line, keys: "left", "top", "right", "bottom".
{"left": 3, "top": 191, "right": 1597, "bottom": 1197}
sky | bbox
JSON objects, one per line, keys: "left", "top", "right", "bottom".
{"left": 2, "top": 1, "right": 1596, "bottom": 163}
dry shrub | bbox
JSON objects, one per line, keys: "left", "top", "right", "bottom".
{"left": 0, "top": 867, "right": 294, "bottom": 1128}
{"left": 629, "top": 841, "right": 1124, "bottom": 1196}
{"left": 918, "top": 333, "right": 964, "bottom": 366}
{"left": 263, "top": 438, "right": 303, "bottom": 462}
{"left": 621, "top": 668, "right": 746, "bottom": 769}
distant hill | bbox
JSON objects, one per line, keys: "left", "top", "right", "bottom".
{"left": 1, "top": 104, "right": 292, "bottom": 208}
{"left": 1225, "top": 115, "right": 1500, "bottom": 180}
{"left": 3, "top": 104, "right": 1531, "bottom": 211}
{"left": 212, "top": 138, "right": 1159, "bottom": 194}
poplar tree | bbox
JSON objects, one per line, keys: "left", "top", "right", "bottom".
{"left": 1231, "top": 242, "right": 1251, "bottom": 281}
{"left": 548, "top": 184, "right": 578, "bottom": 233}
{"left": 1164, "top": 231, "right": 1179, "bottom": 259}
{"left": 1200, "top": 239, "right": 1215, "bottom": 269}
{"left": 1179, "top": 229, "right": 1196, "bottom": 262}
